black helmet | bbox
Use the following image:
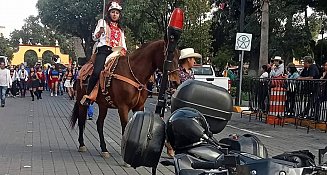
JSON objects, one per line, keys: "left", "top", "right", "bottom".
{"left": 166, "top": 107, "right": 211, "bottom": 150}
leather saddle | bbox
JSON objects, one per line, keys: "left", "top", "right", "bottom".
{"left": 78, "top": 47, "right": 124, "bottom": 102}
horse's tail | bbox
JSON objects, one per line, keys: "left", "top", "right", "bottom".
{"left": 70, "top": 79, "right": 87, "bottom": 128}
{"left": 70, "top": 101, "right": 80, "bottom": 128}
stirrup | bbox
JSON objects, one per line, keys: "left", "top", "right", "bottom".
{"left": 80, "top": 95, "right": 91, "bottom": 106}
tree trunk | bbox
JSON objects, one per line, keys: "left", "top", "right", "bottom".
{"left": 304, "top": 7, "right": 315, "bottom": 59}
{"left": 259, "top": 0, "right": 269, "bottom": 75}
{"left": 82, "top": 35, "right": 94, "bottom": 60}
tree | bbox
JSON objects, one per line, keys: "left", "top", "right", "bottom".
{"left": 179, "top": 0, "right": 212, "bottom": 59}
{"left": 259, "top": 0, "right": 269, "bottom": 75}
{"left": 124, "top": 0, "right": 213, "bottom": 58}
{"left": 10, "top": 15, "right": 76, "bottom": 62}
{"left": 0, "top": 34, "right": 14, "bottom": 62}
{"left": 210, "top": 0, "right": 324, "bottom": 73}
{"left": 37, "top": 0, "right": 102, "bottom": 57}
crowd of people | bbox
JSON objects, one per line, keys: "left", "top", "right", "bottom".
{"left": 258, "top": 55, "right": 327, "bottom": 119}
{"left": 0, "top": 61, "right": 79, "bottom": 107}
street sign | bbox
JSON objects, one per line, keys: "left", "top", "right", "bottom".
{"left": 235, "top": 33, "right": 252, "bottom": 51}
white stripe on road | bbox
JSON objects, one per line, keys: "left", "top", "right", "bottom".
{"left": 150, "top": 103, "right": 156, "bottom": 106}
{"left": 226, "top": 125, "right": 273, "bottom": 138}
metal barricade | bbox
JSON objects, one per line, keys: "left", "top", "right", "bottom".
{"left": 247, "top": 78, "right": 327, "bottom": 133}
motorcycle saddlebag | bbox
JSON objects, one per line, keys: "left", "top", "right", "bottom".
{"left": 121, "top": 111, "right": 165, "bottom": 168}
{"left": 219, "top": 134, "right": 268, "bottom": 158}
{"left": 171, "top": 80, "right": 233, "bottom": 134}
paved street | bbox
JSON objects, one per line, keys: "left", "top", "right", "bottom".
{"left": 0, "top": 92, "right": 326, "bottom": 175}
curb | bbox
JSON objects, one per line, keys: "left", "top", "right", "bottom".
{"left": 233, "top": 106, "right": 249, "bottom": 113}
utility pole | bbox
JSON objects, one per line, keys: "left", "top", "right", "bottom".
{"left": 235, "top": 0, "right": 245, "bottom": 106}
{"left": 259, "top": 0, "right": 269, "bottom": 74}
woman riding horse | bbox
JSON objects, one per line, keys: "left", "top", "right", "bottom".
{"left": 81, "top": 0, "right": 127, "bottom": 106}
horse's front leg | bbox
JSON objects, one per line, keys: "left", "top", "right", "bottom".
{"left": 118, "top": 106, "right": 130, "bottom": 135}
{"left": 97, "top": 105, "right": 110, "bottom": 158}
{"left": 78, "top": 106, "right": 87, "bottom": 152}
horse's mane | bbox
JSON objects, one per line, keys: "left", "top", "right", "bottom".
{"left": 130, "top": 40, "right": 164, "bottom": 57}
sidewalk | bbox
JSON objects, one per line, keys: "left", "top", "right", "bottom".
{"left": 0, "top": 93, "right": 174, "bottom": 175}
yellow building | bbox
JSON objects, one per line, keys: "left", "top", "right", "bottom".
{"left": 11, "top": 44, "right": 69, "bottom": 65}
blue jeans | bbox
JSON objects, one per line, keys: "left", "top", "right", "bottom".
{"left": 88, "top": 104, "right": 94, "bottom": 118}
{"left": 0, "top": 86, "right": 8, "bottom": 105}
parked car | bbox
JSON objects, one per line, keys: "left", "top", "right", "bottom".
{"left": 192, "top": 64, "right": 231, "bottom": 92}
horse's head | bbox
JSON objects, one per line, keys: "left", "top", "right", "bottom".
{"left": 153, "top": 40, "right": 180, "bottom": 84}
{"left": 128, "top": 40, "right": 180, "bottom": 84}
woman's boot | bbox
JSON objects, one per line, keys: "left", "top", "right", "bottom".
{"left": 30, "top": 90, "right": 34, "bottom": 101}
{"left": 38, "top": 90, "right": 42, "bottom": 99}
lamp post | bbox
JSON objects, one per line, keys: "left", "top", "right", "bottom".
{"left": 320, "top": 29, "right": 324, "bottom": 63}
{"left": 235, "top": 0, "right": 245, "bottom": 106}
{"left": 320, "top": 15, "right": 325, "bottom": 65}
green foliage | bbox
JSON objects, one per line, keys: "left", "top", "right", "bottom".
{"left": 42, "top": 51, "right": 54, "bottom": 65}
{"left": 0, "top": 34, "right": 13, "bottom": 62}
{"left": 10, "top": 15, "right": 76, "bottom": 62}
{"left": 212, "top": 46, "right": 233, "bottom": 70}
{"left": 211, "top": 0, "right": 327, "bottom": 72}
{"left": 242, "top": 76, "right": 252, "bottom": 93}
{"left": 37, "top": 0, "right": 102, "bottom": 56}
{"left": 24, "top": 51, "right": 38, "bottom": 67}
{"left": 179, "top": 0, "right": 212, "bottom": 57}
{"left": 124, "top": 0, "right": 213, "bottom": 57}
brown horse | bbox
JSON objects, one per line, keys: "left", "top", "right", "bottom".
{"left": 70, "top": 40, "right": 180, "bottom": 157}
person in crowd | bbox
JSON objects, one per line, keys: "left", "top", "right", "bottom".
{"left": 166, "top": 48, "right": 202, "bottom": 158}
{"left": 73, "top": 66, "right": 80, "bottom": 99}
{"left": 177, "top": 48, "right": 201, "bottom": 84}
{"left": 147, "top": 75, "right": 155, "bottom": 98}
{"left": 8, "top": 66, "right": 19, "bottom": 97}
{"left": 64, "top": 66, "right": 75, "bottom": 100}
{"left": 260, "top": 65, "right": 270, "bottom": 79}
{"left": 44, "top": 66, "right": 49, "bottom": 91}
{"left": 298, "top": 56, "right": 320, "bottom": 119}
{"left": 270, "top": 56, "right": 285, "bottom": 78}
{"left": 81, "top": 1, "right": 127, "bottom": 106}
{"left": 0, "top": 61, "right": 12, "bottom": 107}
{"left": 258, "top": 65, "right": 271, "bottom": 113}
{"left": 27, "top": 67, "right": 40, "bottom": 101}
{"left": 14, "top": 66, "right": 21, "bottom": 95}
{"left": 18, "top": 64, "right": 28, "bottom": 97}
{"left": 58, "top": 68, "right": 64, "bottom": 95}
{"left": 285, "top": 63, "right": 300, "bottom": 117}
{"left": 49, "top": 64, "right": 60, "bottom": 96}
{"left": 36, "top": 66, "right": 45, "bottom": 99}
{"left": 321, "top": 61, "right": 327, "bottom": 80}
{"left": 298, "top": 56, "right": 320, "bottom": 80}
{"left": 155, "top": 70, "right": 162, "bottom": 92}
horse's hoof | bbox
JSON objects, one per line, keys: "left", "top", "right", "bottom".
{"left": 101, "top": 152, "right": 110, "bottom": 158}
{"left": 78, "top": 146, "right": 87, "bottom": 152}
{"left": 123, "top": 162, "right": 131, "bottom": 168}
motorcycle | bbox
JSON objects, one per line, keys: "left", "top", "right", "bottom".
{"left": 164, "top": 107, "right": 327, "bottom": 175}
{"left": 121, "top": 80, "right": 327, "bottom": 175}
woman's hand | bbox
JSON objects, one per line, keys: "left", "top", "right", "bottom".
{"left": 96, "top": 27, "right": 105, "bottom": 38}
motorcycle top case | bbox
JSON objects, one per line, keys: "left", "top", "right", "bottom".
{"left": 121, "top": 111, "right": 165, "bottom": 168}
{"left": 171, "top": 80, "right": 233, "bottom": 134}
